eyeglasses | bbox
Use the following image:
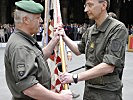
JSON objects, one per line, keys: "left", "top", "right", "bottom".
{"left": 84, "top": 3, "right": 93, "bottom": 8}
{"left": 84, "top": 0, "right": 106, "bottom": 8}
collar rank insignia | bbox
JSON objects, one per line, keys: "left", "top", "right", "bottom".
{"left": 90, "top": 42, "right": 94, "bottom": 48}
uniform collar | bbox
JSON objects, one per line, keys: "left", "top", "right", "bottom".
{"left": 93, "top": 16, "right": 112, "bottom": 34}
{"left": 15, "top": 29, "right": 37, "bottom": 45}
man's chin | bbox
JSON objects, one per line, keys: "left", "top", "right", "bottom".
{"left": 88, "top": 16, "right": 93, "bottom": 20}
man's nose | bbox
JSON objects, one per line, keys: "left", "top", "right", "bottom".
{"left": 84, "top": 7, "right": 88, "bottom": 12}
{"left": 40, "top": 17, "right": 43, "bottom": 23}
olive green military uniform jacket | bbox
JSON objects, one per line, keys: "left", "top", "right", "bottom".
{"left": 4, "top": 29, "right": 51, "bottom": 99}
{"left": 77, "top": 16, "right": 128, "bottom": 91}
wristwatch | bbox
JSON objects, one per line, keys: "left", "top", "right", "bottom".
{"left": 72, "top": 74, "right": 78, "bottom": 84}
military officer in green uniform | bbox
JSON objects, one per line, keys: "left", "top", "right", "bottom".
{"left": 4, "top": 0, "right": 72, "bottom": 100}
{"left": 59, "top": 0, "right": 128, "bottom": 100}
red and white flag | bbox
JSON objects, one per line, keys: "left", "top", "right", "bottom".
{"left": 47, "top": 19, "right": 64, "bottom": 93}
{"left": 45, "top": 0, "right": 67, "bottom": 93}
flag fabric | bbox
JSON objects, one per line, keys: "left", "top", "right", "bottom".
{"left": 44, "top": 0, "right": 54, "bottom": 46}
{"left": 52, "top": 0, "right": 68, "bottom": 90}
{"left": 48, "top": 19, "right": 54, "bottom": 38}
{"left": 47, "top": 19, "right": 64, "bottom": 93}
{"left": 44, "top": 0, "right": 63, "bottom": 93}
{"left": 45, "top": 0, "right": 67, "bottom": 93}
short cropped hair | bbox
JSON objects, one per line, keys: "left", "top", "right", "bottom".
{"left": 14, "top": 9, "right": 34, "bottom": 24}
{"left": 99, "top": 0, "right": 110, "bottom": 10}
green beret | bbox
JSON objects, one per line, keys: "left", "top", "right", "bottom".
{"left": 15, "top": 0, "right": 44, "bottom": 14}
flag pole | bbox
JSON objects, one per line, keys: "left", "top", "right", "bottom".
{"left": 59, "top": 35, "right": 68, "bottom": 90}
{"left": 44, "top": 0, "right": 50, "bottom": 47}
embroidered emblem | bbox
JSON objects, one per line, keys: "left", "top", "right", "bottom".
{"left": 17, "top": 64, "right": 26, "bottom": 77}
{"left": 90, "top": 42, "right": 94, "bottom": 48}
{"left": 111, "top": 39, "right": 121, "bottom": 52}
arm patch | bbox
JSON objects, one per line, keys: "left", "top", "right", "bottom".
{"left": 17, "top": 64, "right": 26, "bottom": 77}
{"left": 111, "top": 39, "right": 121, "bottom": 52}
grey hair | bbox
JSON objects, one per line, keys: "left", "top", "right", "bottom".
{"left": 99, "top": 0, "right": 110, "bottom": 10}
{"left": 14, "top": 9, "right": 34, "bottom": 24}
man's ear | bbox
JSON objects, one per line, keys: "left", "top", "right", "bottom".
{"left": 23, "top": 16, "right": 30, "bottom": 24}
{"left": 101, "top": 1, "right": 107, "bottom": 10}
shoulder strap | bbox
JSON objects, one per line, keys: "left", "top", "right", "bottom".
{"left": 105, "top": 18, "right": 121, "bottom": 37}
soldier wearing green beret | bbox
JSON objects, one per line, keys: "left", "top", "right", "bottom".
{"left": 4, "top": 0, "right": 72, "bottom": 100}
{"left": 59, "top": 0, "right": 128, "bottom": 100}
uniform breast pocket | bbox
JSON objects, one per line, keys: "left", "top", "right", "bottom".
{"left": 95, "top": 38, "right": 105, "bottom": 61}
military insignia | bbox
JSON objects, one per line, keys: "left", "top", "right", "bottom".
{"left": 111, "top": 39, "right": 121, "bottom": 52}
{"left": 17, "top": 64, "right": 26, "bottom": 77}
{"left": 90, "top": 42, "right": 94, "bottom": 48}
